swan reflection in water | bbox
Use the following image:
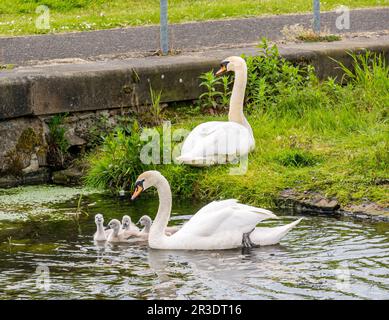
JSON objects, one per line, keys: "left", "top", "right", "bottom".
{"left": 146, "top": 245, "right": 299, "bottom": 299}
{"left": 84, "top": 214, "right": 389, "bottom": 300}
{"left": 91, "top": 239, "right": 299, "bottom": 299}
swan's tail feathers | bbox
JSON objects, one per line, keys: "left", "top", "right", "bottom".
{"left": 176, "top": 155, "right": 216, "bottom": 167}
{"left": 287, "top": 217, "right": 303, "bottom": 228}
{"left": 251, "top": 218, "right": 303, "bottom": 246}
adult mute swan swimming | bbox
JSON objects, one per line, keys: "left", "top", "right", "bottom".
{"left": 131, "top": 171, "right": 302, "bottom": 250}
{"left": 176, "top": 56, "right": 254, "bottom": 167}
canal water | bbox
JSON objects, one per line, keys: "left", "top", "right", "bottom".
{"left": 0, "top": 186, "right": 388, "bottom": 299}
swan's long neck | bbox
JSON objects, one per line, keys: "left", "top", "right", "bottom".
{"left": 142, "top": 219, "right": 152, "bottom": 234}
{"left": 149, "top": 176, "right": 172, "bottom": 241}
{"left": 113, "top": 226, "right": 120, "bottom": 237}
{"left": 96, "top": 223, "right": 105, "bottom": 237}
{"left": 228, "top": 64, "right": 248, "bottom": 127}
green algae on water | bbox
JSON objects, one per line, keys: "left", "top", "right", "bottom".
{"left": 0, "top": 185, "right": 100, "bottom": 207}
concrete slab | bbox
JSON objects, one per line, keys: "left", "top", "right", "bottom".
{"left": 1, "top": 37, "right": 388, "bottom": 120}
{"left": 0, "top": 8, "right": 388, "bottom": 65}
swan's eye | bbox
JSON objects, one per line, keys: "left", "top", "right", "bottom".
{"left": 135, "top": 179, "right": 145, "bottom": 188}
{"left": 215, "top": 61, "right": 229, "bottom": 76}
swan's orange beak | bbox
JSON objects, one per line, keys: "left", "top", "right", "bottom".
{"left": 131, "top": 185, "right": 143, "bottom": 201}
{"left": 215, "top": 64, "right": 227, "bottom": 76}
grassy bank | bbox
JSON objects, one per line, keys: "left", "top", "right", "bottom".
{"left": 85, "top": 41, "right": 389, "bottom": 209}
{"left": 0, "top": 0, "right": 387, "bottom": 36}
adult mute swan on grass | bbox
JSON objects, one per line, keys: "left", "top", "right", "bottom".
{"left": 176, "top": 56, "right": 254, "bottom": 167}
{"left": 131, "top": 171, "right": 302, "bottom": 250}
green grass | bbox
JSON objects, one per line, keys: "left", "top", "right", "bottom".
{"left": 0, "top": 0, "right": 387, "bottom": 36}
{"left": 85, "top": 42, "right": 389, "bottom": 209}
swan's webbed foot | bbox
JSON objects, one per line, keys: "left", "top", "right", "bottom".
{"left": 242, "top": 229, "right": 255, "bottom": 248}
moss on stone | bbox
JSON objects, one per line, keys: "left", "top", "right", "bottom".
{"left": 15, "top": 128, "right": 43, "bottom": 152}
{"left": 4, "top": 150, "right": 24, "bottom": 176}
{"left": 3, "top": 127, "right": 45, "bottom": 177}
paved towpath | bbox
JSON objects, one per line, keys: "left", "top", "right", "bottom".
{"left": 0, "top": 8, "right": 388, "bottom": 65}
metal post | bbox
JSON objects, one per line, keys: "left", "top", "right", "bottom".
{"left": 313, "top": 0, "right": 321, "bottom": 34}
{"left": 160, "top": 0, "right": 169, "bottom": 55}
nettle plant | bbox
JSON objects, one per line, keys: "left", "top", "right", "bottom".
{"left": 244, "top": 39, "right": 315, "bottom": 110}
{"left": 199, "top": 70, "right": 233, "bottom": 111}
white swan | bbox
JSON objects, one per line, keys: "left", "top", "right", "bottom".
{"left": 105, "top": 219, "right": 133, "bottom": 243}
{"left": 177, "top": 56, "right": 254, "bottom": 167}
{"left": 121, "top": 215, "right": 140, "bottom": 238}
{"left": 93, "top": 213, "right": 112, "bottom": 241}
{"left": 137, "top": 215, "right": 180, "bottom": 240}
{"left": 131, "top": 171, "right": 302, "bottom": 250}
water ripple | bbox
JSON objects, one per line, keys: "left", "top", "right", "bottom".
{"left": 1, "top": 209, "right": 388, "bottom": 299}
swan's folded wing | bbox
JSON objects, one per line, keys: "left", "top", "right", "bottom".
{"left": 180, "top": 122, "right": 252, "bottom": 158}
{"left": 193, "top": 199, "right": 239, "bottom": 216}
{"left": 191, "top": 200, "right": 277, "bottom": 222}
{"left": 211, "top": 206, "right": 277, "bottom": 235}
{"left": 176, "top": 201, "right": 276, "bottom": 237}
{"left": 184, "top": 199, "right": 239, "bottom": 225}
{"left": 180, "top": 122, "right": 223, "bottom": 155}
{"left": 193, "top": 122, "right": 224, "bottom": 137}
{"left": 177, "top": 206, "right": 237, "bottom": 237}
{"left": 174, "top": 200, "right": 238, "bottom": 237}
{"left": 233, "top": 203, "right": 278, "bottom": 220}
